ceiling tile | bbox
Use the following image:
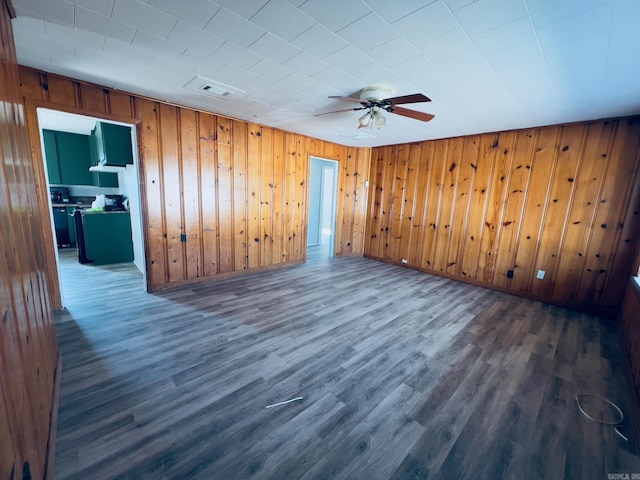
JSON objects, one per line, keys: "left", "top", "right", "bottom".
{"left": 248, "top": 32, "right": 301, "bottom": 63}
{"left": 75, "top": 5, "right": 137, "bottom": 43}
{"left": 280, "top": 71, "right": 320, "bottom": 90}
{"left": 299, "top": 0, "right": 371, "bottom": 32}
{"left": 249, "top": 58, "right": 295, "bottom": 80}
{"left": 527, "top": 0, "right": 608, "bottom": 27}
{"left": 282, "top": 51, "right": 331, "bottom": 76}
{"left": 131, "top": 30, "right": 186, "bottom": 59}
{"left": 74, "top": 0, "right": 114, "bottom": 16}
{"left": 363, "top": 0, "right": 433, "bottom": 23}
{"left": 391, "top": 55, "right": 439, "bottom": 83}
{"left": 435, "top": 49, "right": 494, "bottom": 80}
{"left": 453, "top": 0, "right": 528, "bottom": 36}
{"left": 15, "top": 41, "right": 51, "bottom": 63}
{"left": 44, "top": 19, "right": 106, "bottom": 50}
{"left": 392, "top": 1, "right": 459, "bottom": 44}
{"left": 290, "top": 23, "right": 348, "bottom": 58}
{"left": 443, "top": 0, "right": 476, "bottom": 10}
{"left": 609, "top": 4, "right": 640, "bottom": 37}
{"left": 103, "top": 37, "right": 155, "bottom": 65}
{"left": 337, "top": 12, "right": 398, "bottom": 51}
{"left": 471, "top": 17, "right": 537, "bottom": 54}
{"left": 480, "top": 41, "right": 545, "bottom": 72}
{"left": 311, "top": 66, "right": 357, "bottom": 91}
{"left": 418, "top": 28, "right": 475, "bottom": 63}
{"left": 112, "top": 0, "right": 178, "bottom": 38}
{"left": 212, "top": 42, "right": 262, "bottom": 69}
{"left": 214, "top": 0, "right": 269, "bottom": 19}
{"left": 535, "top": 5, "right": 610, "bottom": 50}
{"left": 167, "top": 21, "right": 225, "bottom": 56}
{"left": 250, "top": 0, "right": 316, "bottom": 41}
{"left": 204, "top": 8, "right": 266, "bottom": 48}
{"left": 148, "top": 0, "right": 220, "bottom": 28}
{"left": 366, "top": 36, "right": 421, "bottom": 67}
{"left": 322, "top": 45, "right": 374, "bottom": 72}
{"left": 348, "top": 62, "right": 395, "bottom": 85}
{"left": 176, "top": 49, "right": 225, "bottom": 75}
{"left": 14, "top": 0, "right": 74, "bottom": 24}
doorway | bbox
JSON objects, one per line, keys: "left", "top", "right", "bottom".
{"left": 307, "top": 157, "right": 338, "bottom": 261}
{"left": 37, "top": 108, "right": 146, "bottom": 307}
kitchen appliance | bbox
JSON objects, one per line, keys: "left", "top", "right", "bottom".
{"left": 104, "top": 194, "right": 125, "bottom": 211}
{"left": 50, "top": 186, "right": 70, "bottom": 204}
{"left": 53, "top": 207, "right": 71, "bottom": 247}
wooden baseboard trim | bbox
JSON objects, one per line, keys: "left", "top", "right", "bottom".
{"left": 44, "top": 350, "right": 62, "bottom": 480}
{"left": 363, "top": 254, "right": 614, "bottom": 319}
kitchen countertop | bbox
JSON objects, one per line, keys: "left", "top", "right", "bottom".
{"left": 51, "top": 202, "right": 92, "bottom": 208}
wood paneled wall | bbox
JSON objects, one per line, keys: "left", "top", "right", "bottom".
{"left": 17, "top": 67, "right": 370, "bottom": 307}
{"left": 0, "top": 1, "right": 59, "bottom": 478}
{"left": 365, "top": 118, "right": 640, "bottom": 317}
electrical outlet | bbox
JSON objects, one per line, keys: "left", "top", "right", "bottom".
{"left": 180, "top": 233, "right": 187, "bottom": 243}
{"left": 536, "top": 270, "right": 545, "bottom": 280}
{"left": 401, "top": 258, "right": 408, "bottom": 264}
{"left": 507, "top": 270, "right": 514, "bottom": 278}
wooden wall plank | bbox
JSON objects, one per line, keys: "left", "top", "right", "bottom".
{"left": 135, "top": 99, "right": 166, "bottom": 287}
{"left": 366, "top": 118, "right": 640, "bottom": 317}
{"left": 283, "top": 134, "right": 297, "bottom": 262}
{"left": 198, "top": 112, "right": 218, "bottom": 277}
{"left": 272, "top": 130, "right": 285, "bottom": 265}
{"left": 180, "top": 108, "right": 201, "bottom": 279}
{"left": 0, "top": 4, "right": 59, "bottom": 477}
{"left": 232, "top": 121, "right": 248, "bottom": 271}
{"left": 79, "top": 83, "right": 107, "bottom": 114}
{"left": 247, "top": 123, "right": 262, "bottom": 269}
{"left": 530, "top": 124, "right": 585, "bottom": 298}
{"left": 260, "top": 127, "right": 274, "bottom": 267}
{"left": 388, "top": 144, "right": 410, "bottom": 261}
{"left": 293, "top": 135, "right": 305, "bottom": 261}
{"left": 351, "top": 147, "right": 371, "bottom": 256}
{"left": 216, "top": 117, "right": 234, "bottom": 273}
{"left": 447, "top": 136, "right": 478, "bottom": 277}
{"left": 108, "top": 90, "right": 133, "bottom": 118}
{"left": 159, "top": 104, "right": 184, "bottom": 283}
{"left": 493, "top": 130, "right": 535, "bottom": 288}
{"left": 510, "top": 127, "right": 559, "bottom": 292}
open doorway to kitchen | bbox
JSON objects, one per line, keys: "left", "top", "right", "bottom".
{"left": 37, "top": 108, "right": 146, "bottom": 308}
{"left": 307, "top": 157, "right": 338, "bottom": 262}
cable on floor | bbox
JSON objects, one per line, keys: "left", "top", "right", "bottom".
{"left": 576, "top": 394, "right": 628, "bottom": 441}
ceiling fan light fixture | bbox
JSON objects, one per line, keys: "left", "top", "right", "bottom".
{"left": 358, "top": 111, "right": 372, "bottom": 129}
{"left": 373, "top": 110, "right": 386, "bottom": 128}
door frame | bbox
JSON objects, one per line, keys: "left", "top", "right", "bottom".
{"left": 25, "top": 99, "right": 147, "bottom": 310}
{"left": 308, "top": 156, "right": 339, "bottom": 258}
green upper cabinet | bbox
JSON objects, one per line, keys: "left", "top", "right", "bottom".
{"left": 89, "top": 127, "right": 118, "bottom": 188}
{"left": 95, "top": 122, "right": 133, "bottom": 167}
{"left": 53, "top": 131, "right": 94, "bottom": 186}
{"left": 43, "top": 129, "right": 61, "bottom": 184}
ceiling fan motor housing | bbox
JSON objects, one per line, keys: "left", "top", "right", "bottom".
{"left": 359, "top": 86, "right": 392, "bottom": 103}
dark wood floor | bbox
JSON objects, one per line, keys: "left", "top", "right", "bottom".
{"left": 53, "top": 248, "right": 640, "bottom": 479}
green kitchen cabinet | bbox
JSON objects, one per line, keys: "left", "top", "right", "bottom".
{"left": 55, "top": 131, "right": 93, "bottom": 186}
{"left": 83, "top": 211, "right": 134, "bottom": 265}
{"left": 66, "top": 206, "right": 76, "bottom": 245}
{"left": 43, "top": 129, "right": 61, "bottom": 184}
{"left": 89, "top": 127, "right": 119, "bottom": 188}
{"left": 95, "top": 122, "right": 133, "bottom": 167}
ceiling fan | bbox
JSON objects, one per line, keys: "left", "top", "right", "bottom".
{"left": 317, "top": 86, "right": 435, "bottom": 129}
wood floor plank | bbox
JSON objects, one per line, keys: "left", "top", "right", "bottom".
{"left": 52, "top": 249, "right": 640, "bottom": 479}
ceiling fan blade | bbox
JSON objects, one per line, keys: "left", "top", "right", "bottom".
{"left": 391, "top": 106, "right": 435, "bottom": 122}
{"left": 328, "top": 95, "right": 364, "bottom": 104}
{"left": 387, "top": 93, "right": 431, "bottom": 105}
{"left": 314, "top": 106, "right": 360, "bottom": 117}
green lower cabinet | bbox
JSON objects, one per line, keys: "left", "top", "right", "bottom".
{"left": 66, "top": 207, "right": 76, "bottom": 246}
{"left": 83, "top": 212, "right": 133, "bottom": 265}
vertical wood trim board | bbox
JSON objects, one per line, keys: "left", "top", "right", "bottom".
{"left": 365, "top": 118, "right": 640, "bottom": 317}
{"left": 0, "top": 1, "right": 59, "bottom": 478}
{"left": 17, "top": 67, "right": 372, "bottom": 302}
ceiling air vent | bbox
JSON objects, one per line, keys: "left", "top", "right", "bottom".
{"left": 183, "top": 76, "right": 245, "bottom": 97}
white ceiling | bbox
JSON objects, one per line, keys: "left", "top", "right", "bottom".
{"left": 11, "top": 0, "right": 640, "bottom": 147}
